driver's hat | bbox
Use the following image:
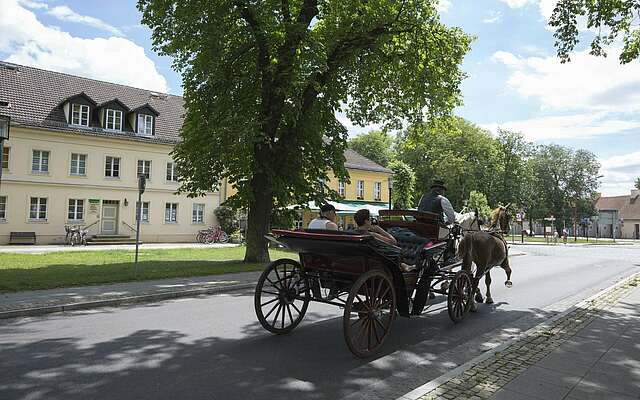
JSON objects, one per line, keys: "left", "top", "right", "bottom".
{"left": 430, "top": 180, "right": 447, "bottom": 190}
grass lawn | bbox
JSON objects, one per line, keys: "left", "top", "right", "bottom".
{"left": 507, "top": 236, "right": 621, "bottom": 245}
{"left": 0, "top": 246, "right": 294, "bottom": 293}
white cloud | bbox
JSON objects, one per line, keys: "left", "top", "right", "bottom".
{"left": 483, "top": 10, "right": 502, "bottom": 24}
{"left": 600, "top": 151, "right": 640, "bottom": 196}
{"left": 17, "top": 0, "right": 47, "bottom": 9}
{"left": 498, "top": 0, "right": 536, "bottom": 8}
{"left": 48, "top": 5, "right": 123, "bottom": 36}
{"left": 491, "top": 48, "right": 640, "bottom": 113}
{"left": 537, "top": 0, "right": 557, "bottom": 20}
{"left": 437, "top": 0, "right": 451, "bottom": 13}
{"left": 481, "top": 112, "right": 640, "bottom": 141}
{"left": 0, "top": 0, "right": 169, "bottom": 92}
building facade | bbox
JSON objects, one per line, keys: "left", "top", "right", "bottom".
{"left": 221, "top": 149, "right": 393, "bottom": 230}
{"left": 592, "top": 190, "right": 640, "bottom": 239}
{"left": 0, "top": 62, "right": 219, "bottom": 244}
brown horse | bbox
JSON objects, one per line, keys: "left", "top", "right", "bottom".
{"left": 458, "top": 205, "right": 513, "bottom": 311}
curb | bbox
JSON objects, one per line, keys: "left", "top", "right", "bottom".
{"left": 0, "top": 282, "right": 256, "bottom": 320}
{"left": 396, "top": 270, "right": 640, "bottom": 400}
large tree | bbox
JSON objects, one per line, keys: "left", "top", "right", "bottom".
{"left": 139, "top": 0, "right": 471, "bottom": 261}
{"left": 348, "top": 130, "right": 395, "bottom": 167}
{"left": 527, "top": 144, "right": 601, "bottom": 233}
{"left": 397, "top": 116, "right": 500, "bottom": 209}
{"left": 494, "top": 129, "right": 532, "bottom": 208}
{"left": 388, "top": 160, "right": 415, "bottom": 209}
{"left": 550, "top": 0, "right": 640, "bottom": 63}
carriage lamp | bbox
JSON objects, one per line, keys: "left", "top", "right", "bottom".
{"left": 387, "top": 176, "right": 394, "bottom": 210}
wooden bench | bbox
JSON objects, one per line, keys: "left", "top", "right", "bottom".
{"left": 9, "top": 232, "right": 36, "bottom": 245}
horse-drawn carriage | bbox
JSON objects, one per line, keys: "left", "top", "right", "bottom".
{"left": 254, "top": 209, "right": 477, "bottom": 358}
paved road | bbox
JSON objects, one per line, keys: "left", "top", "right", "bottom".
{"left": 1, "top": 245, "right": 638, "bottom": 400}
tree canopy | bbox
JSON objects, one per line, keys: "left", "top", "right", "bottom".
{"left": 550, "top": 0, "right": 640, "bottom": 63}
{"left": 139, "top": 0, "right": 472, "bottom": 261}
{"left": 388, "top": 160, "right": 415, "bottom": 209}
{"left": 348, "top": 130, "right": 395, "bottom": 167}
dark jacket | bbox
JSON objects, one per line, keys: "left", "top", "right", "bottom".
{"left": 418, "top": 191, "right": 444, "bottom": 219}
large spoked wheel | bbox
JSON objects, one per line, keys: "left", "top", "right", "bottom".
{"left": 254, "top": 259, "right": 310, "bottom": 335}
{"left": 447, "top": 270, "right": 472, "bottom": 323}
{"left": 343, "top": 270, "right": 396, "bottom": 358}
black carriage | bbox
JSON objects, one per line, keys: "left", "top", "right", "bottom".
{"left": 254, "top": 210, "right": 473, "bottom": 358}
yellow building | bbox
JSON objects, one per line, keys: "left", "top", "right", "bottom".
{"left": 0, "top": 62, "right": 219, "bottom": 244}
{"left": 222, "top": 149, "right": 393, "bottom": 229}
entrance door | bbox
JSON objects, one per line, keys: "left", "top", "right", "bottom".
{"left": 635, "top": 224, "right": 639, "bottom": 240}
{"left": 101, "top": 201, "right": 119, "bottom": 234}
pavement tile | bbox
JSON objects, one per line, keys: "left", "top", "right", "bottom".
{"left": 565, "top": 380, "right": 638, "bottom": 400}
{"left": 535, "top": 349, "right": 598, "bottom": 376}
{"left": 579, "top": 366, "right": 640, "bottom": 397}
{"left": 490, "top": 388, "right": 540, "bottom": 400}
{"left": 501, "top": 366, "right": 580, "bottom": 400}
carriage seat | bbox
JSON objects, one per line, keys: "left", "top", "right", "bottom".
{"left": 387, "top": 227, "right": 429, "bottom": 265}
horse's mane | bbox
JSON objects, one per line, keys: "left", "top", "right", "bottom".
{"left": 489, "top": 207, "right": 503, "bottom": 228}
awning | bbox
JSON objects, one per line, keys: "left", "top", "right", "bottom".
{"left": 287, "top": 200, "right": 389, "bottom": 216}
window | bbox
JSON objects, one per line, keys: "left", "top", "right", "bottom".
{"left": 71, "top": 104, "right": 89, "bottom": 126}
{"left": 374, "top": 181, "right": 382, "bottom": 201}
{"left": 68, "top": 199, "right": 84, "bottom": 220}
{"left": 70, "top": 153, "right": 87, "bottom": 175}
{"left": 105, "top": 109, "right": 123, "bottom": 131}
{"left": 137, "top": 160, "right": 152, "bottom": 179}
{"left": 136, "top": 201, "right": 150, "bottom": 222}
{"left": 338, "top": 181, "right": 346, "bottom": 197}
{"left": 166, "top": 162, "right": 178, "bottom": 182}
{"left": 165, "top": 203, "right": 178, "bottom": 223}
{"left": 32, "top": 150, "right": 50, "bottom": 173}
{"left": 192, "top": 203, "right": 205, "bottom": 223}
{"left": 0, "top": 196, "right": 6, "bottom": 220}
{"left": 2, "top": 147, "right": 9, "bottom": 170}
{"left": 357, "top": 180, "right": 365, "bottom": 199}
{"left": 29, "top": 197, "right": 47, "bottom": 220}
{"left": 137, "top": 114, "right": 154, "bottom": 135}
{"left": 105, "top": 156, "right": 120, "bottom": 178}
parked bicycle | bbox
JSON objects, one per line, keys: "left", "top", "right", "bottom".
{"left": 64, "top": 224, "right": 88, "bottom": 246}
{"left": 196, "top": 226, "right": 229, "bottom": 244}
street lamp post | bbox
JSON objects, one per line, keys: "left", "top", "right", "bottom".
{"left": 134, "top": 175, "right": 146, "bottom": 277}
{"left": 387, "top": 176, "right": 393, "bottom": 210}
{"left": 0, "top": 115, "right": 10, "bottom": 193}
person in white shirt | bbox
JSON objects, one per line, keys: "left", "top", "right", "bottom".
{"left": 307, "top": 204, "right": 339, "bottom": 230}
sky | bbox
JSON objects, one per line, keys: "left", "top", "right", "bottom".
{"left": 0, "top": 0, "right": 638, "bottom": 196}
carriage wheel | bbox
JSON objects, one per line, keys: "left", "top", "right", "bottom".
{"left": 343, "top": 270, "right": 396, "bottom": 358}
{"left": 254, "top": 259, "right": 310, "bottom": 335}
{"left": 447, "top": 270, "right": 472, "bottom": 323}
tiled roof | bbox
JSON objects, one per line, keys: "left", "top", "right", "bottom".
{"left": 596, "top": 193, "right": 640, "bottom": 219}
{"left": 344, "top": 149, "right": 392, "bottom": 173}
{"left": 0, "top": 61, "right": 394, "bottom": 173}
{"left": 0, "top": 61, "right": 183, "bottom": 144}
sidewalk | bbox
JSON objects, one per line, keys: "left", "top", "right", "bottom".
{"left": 399, "top": 273, "right": 640, "bottom": 400}
{"left": 0, "top": 242, "right": 239, "bottom": 254}
{"left": 0, "top": 270, "right": 261, "bottom": 319}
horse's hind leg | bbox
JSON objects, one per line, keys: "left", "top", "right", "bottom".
{"left": 484, "top": 271, "right": 493, "bottom": 304}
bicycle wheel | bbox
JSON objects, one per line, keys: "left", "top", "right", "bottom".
{"left": 218, "top": 231, "right": 229, "bottom": 244}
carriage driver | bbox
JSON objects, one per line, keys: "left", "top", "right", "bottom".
{"left": 308, "top": 203, "right": 339, "bottom": 230}
{"left": 418, "top": 179, "right": 459, "bottom": 263}
{"left": 417, "top": 180, "right": 456, "bottom": 225}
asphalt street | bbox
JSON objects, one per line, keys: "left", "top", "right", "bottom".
{"left": 1, "top": 245, "right": 638, "bottom": 400}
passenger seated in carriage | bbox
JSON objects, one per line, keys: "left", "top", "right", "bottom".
{"left": 308, "top": 203, "right": 339, "bottom": 230}
{"left": 353, "top": 209, "right": 416, "bottom": 272}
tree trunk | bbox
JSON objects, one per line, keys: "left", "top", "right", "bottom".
{"left": 244, "top": 173, "right": 273, "bottom": 263}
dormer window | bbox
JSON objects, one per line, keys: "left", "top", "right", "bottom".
{"left": 71, "top": 104, "right": 90, "bottom": 126}
{"left": 137, "top": 114, "right": 154, "bottom": 135}
{"left": 105, "top": 109, "right": 123, "bottom": 131}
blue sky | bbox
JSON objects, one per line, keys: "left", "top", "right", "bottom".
{"left": 1, "top": 0, "right": 639, "bottom": 196}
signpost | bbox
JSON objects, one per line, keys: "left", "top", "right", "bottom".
{"left": 516, "top": 211, "right": 525, "bottom": 243}
{"left": 134, "top": 175, "right": 146, "bottom": 276}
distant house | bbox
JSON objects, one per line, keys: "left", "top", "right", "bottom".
{"left": 593, "top": 189, "right": 640, "bottom": 239}
{"left": 0, "top": 62, "right": 220, "bottom": 244}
